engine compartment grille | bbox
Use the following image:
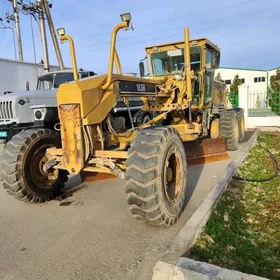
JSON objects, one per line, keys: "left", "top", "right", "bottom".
{"left": 0, "top": 101, "right": 13, "bottom": 121}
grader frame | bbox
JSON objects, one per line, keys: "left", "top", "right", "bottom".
{"left": 1, "top": 13, "right": 244, "bottom": 226}
{"left": 45, "top": 15, "right": 230, "bottom": 177}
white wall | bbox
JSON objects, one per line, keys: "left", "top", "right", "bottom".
{"left": 0, "top": 58, "right": 60, "bottom": 94}
{"left": 215, "top": 67, "right": 269, "bottom": 92}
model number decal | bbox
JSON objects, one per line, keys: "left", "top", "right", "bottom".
{"left": 136, "top": 84, "right": 146, "bottom": 92}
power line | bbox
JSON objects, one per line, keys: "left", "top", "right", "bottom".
{"left": 75, "top": 6, "right": 280, "bottom": 54}
{"left": 83, "top": 0, "right": 257, "bottom": 40}
{"left": 75, "top": 12, "right": 279, "bottom": 57}
{"left": 79, "top": 4, "right": 275, "bottom": 50}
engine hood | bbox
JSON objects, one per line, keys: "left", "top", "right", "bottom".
{"left": 0, "top": 89, "right": 57, "bottom": 104}
{"left": 0, "top": 89, "right": 58, "bottom": 125}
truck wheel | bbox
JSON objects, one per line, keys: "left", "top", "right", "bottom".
{"left": 219, "top": 110, "right": 239, "bottom": 151}
{"left": 1, "top": 129, "right": 68, "bottom": 203}
{"left": 125, "top": 127, "right": 187, "bottom": 226}
{"left": 133, "top": 110, "right": 151, "bottom": 126}
{"left": 236, "top": 109, "right": 245, "bottom": 143}
{"left": 210, "top": 119, "right": 220, "bottom": 139}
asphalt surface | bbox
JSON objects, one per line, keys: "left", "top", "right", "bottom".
{"left": 0, "top": 131, "right": 255, "bottom": 280}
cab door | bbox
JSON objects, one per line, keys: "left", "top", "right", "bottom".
{"left": 204, "top": 49, "right": 215, "bottom": 105}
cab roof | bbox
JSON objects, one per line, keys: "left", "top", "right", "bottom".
{"left": 145, "top": 37, "right": 220, "bottom": 53}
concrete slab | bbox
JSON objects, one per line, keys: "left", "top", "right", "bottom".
{"left": 0, "top": 131, "right": 257, "bottom": 280}
{"left": 154, "top": 258, "right": 269, "bottom": 280}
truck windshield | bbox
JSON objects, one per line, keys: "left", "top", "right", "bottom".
{"left": 53, "top": 73, "right": 74, "bottom": 88}
{"left": 37, "top": 72, "right": 74, "bottom": 90}
{"left": 151, "top": 46, "right": 202, "bottom": 76}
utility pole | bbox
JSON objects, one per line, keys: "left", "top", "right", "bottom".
{"left": 11, "top": 0, "right": 23, "bottom": 61}
{"left": 37, "top": 0, "right": 49, "bottom": 72}
{"left": 42, "top": 1, "right": 65, "bottom": 70}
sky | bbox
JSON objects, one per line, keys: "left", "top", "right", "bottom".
{"left": 0, "top": 0, "right": 279, "bottom": 75}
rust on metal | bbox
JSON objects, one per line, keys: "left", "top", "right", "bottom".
{"left": 80, "top": 171, "right": 116, "bottom": 183}
{"left": 184, "top": 137, "right": 230, "bottom": 165}
{"left": 59, "top": 104, "right": 85, "bottom": 174}
{"left": 164, "top": 149, "right": 183, "bottom": 203}
{"left": 94, "top": 150, "right": 128, "bottom": 159}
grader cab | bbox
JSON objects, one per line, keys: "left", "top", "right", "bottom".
{"left": 1, "top": 13, "right": 245, "bottom": 227}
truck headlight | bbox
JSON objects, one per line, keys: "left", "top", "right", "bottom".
{"left": 35, "top": 110, "right": 42, "bottom": 120}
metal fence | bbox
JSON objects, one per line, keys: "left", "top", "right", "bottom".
{"left": 248, "top": 90, "right": 280, "bottom": 117}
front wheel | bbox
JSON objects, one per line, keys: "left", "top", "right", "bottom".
{"left": 1, "top": 129, "right": 68, "bottom": 203}
{"left": 125, "top": 127, "right": 187, "bottom": 226}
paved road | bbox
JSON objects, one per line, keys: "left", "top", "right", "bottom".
{"left": 0, "top": 132, "right": 254, "bottom": 280}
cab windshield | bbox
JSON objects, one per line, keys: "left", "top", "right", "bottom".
{"left": 151, "top": 46, "right": 202, "bottom": 76}
{"left": 37, "top": 73, "right": 74, "bottom": 90}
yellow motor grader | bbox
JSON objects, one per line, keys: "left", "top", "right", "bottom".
{"left": 1, "top": 13, "right": 245, "bottom": 226}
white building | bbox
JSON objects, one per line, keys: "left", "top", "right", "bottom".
{"left": 215, "top": 67, "right": 279, "bottom": 92}
{"left": 0, "top": 58, "right": 61, "bottom": 94}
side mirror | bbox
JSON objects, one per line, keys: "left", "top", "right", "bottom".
{"left": 139, "top": 61, "right": 145, "bottom": 77}
{"left": 26, "top": 81, "right": 30, "bottom": 91}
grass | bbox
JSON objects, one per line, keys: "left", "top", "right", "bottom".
{"left": 191, "top": 131, "right": 280, "bottom": 280}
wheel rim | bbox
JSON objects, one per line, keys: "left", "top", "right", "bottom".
{"left": 164, "top": 148, "right": 183, "bottom": 204}
{"left": 210, "top": 119, "right": 220, "bottom": 139}
{"left": 234, "top": 119, "right": 239, "bottom": 142}
{"left": 29, "top": 143, "right": 58, "bottom": 189}
{"left": 241, "top": 117, "right": 245, "bottom": 137}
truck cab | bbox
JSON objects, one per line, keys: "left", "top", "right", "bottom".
{"left": 0, "top": 69, "right": 96, "bottom": 144}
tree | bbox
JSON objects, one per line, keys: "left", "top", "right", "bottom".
{"left": 226, "top": 74, "right": 242, "bottom": 108}
{"left": 230, "top": 74, "right": 242, "bottom": 94}
{"left": 268, "top": 68, "right": 280, "bottom": 113}
{"left": 215, "top": 72, "right": 223, "bottom": 82}
{"left": 270, "top": 68, "right": 280, "bottom": 92}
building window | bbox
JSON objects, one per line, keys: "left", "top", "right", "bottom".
{"left": 240, "top": 78, "right": 245, "bottom": 84}
{"left": 225, "top": 79, "right": 231, "bottom": 85}
{"left": 254, "top": 77, "right": 266, "bottom": 83}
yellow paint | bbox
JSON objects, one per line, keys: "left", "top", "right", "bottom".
{"left": 102, "top": 21, "right": 129, "bottom": 90}
{"left": 59, "top": 35, "right": 79, "bottom": 81}
{"left": 210, "top": 119, "right": 220, "bottom": 139}
{"left": 184, "top": 28, "right": 192, "bottom": 102}
{"left": 59, "top": 104, "right": 85, "bottom": 174}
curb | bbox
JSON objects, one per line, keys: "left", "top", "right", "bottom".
{"left": 152, "top": 129, "right": 260, "bottom": 280}
{"left": 153, "top": 258, "right": 269, "bottom": 280}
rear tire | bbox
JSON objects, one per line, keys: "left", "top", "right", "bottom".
{"left": 236, "top": 109, "right": 245, "bottom": 143}
{"left": 125, "top": 126, "right": 187, "bottom": 226}
{"left": 219, "top": 110, "right": 239, "bottom": 151}
{"left": 133, "top": 110, "right": 151, "bottom": 126}
{"left": 1, "top": 129, "right": 68, "bottom": 203}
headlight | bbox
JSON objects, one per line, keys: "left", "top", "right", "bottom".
{"left": 35, "top": 110, "right": 42, "bottom": 120}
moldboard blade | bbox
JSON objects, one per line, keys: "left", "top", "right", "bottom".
{"left": 184, "top": 137, "right": 230, "bottom": 165}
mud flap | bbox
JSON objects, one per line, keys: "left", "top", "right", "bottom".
{"left": 184, "top": 137, "right": 230, "bottom": 165}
